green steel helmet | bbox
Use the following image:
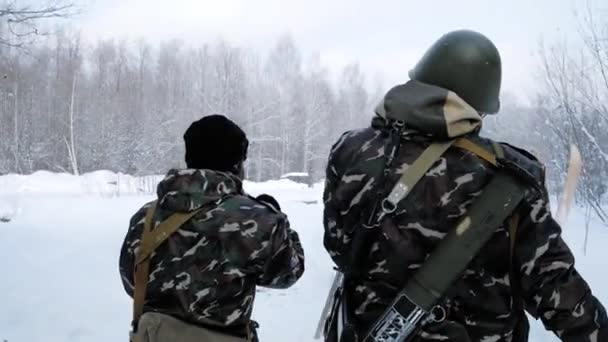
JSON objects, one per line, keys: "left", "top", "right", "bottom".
{"left": 409, "top": 29, "right": 502, "bottom": 114}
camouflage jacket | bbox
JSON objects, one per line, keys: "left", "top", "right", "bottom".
{"left": 323, "top": 80, "right": 607, "bottom": 342}
{"left": 119, "top": 169, "right": 305, "bottom": 333}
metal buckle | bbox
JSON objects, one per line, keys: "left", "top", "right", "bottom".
{"left": 392, "top": 120, "right": 405, "bottom": 130}
{"left": 381, "top": 198, "right": 397, "bottom": 214}
{"left": 429, "top": 305, "right": 447, "bottom": 323}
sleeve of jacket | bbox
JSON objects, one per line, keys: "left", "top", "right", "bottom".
{"left": 515, "top": 185, "right": 608, "bottom": 341}
{"left": 323, "top": 132, "right": 350, "bottom": 270}
{"left": 118, "top": 206, "right": 148, "bottom": 298}
{"left": 256, "top": 214, "right": 305, "bottom": 289}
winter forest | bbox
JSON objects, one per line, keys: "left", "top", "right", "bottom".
{"left": 1, "top": 2, "right": 608, "bottom": 220}
{"left": 0, "top": 13, "right": 377, "bottom": 183}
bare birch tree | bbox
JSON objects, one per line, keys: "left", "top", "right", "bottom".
{"left": 537, "top": 2, "right": 608, "bottom": 226}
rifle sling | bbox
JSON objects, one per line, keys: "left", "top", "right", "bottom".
{"left": 132, "top": 202, "right": 206, "bottom": 327}
{"left": 403, "top": 171, "right": 526, "bottom": 311}
{"left": 369, "top": 137, "right": 525, "bottom": 315}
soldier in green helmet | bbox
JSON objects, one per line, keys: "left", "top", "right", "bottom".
{"left": 409, "top": 30, "right": 502, "bottom": 114}
{"left": 322, "top": 30, "right": 607, "bottom": 342}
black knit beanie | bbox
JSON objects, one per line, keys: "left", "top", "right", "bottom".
{"left": 183, "top": 114, "right": 249, "bottom": 174}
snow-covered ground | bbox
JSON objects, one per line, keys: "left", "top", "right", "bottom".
{"left": 0, "top": 172, "right": 606, "bottom": 342}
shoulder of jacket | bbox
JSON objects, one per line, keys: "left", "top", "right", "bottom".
{"left": 497, "top": 142, "right": 546, "bottom": 187}
{"left": 245, "top": 195, "right": 283, "bottom": 215}
{"left": 130, "top": 201, "right": 155, "bottom": 226}
{"left": 331, "top": 128, "right": 374, "bottom": 151}
{"left": 461, "top": 136, "right": 545, "bottom": 188}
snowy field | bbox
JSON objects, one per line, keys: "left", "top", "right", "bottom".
{"left": 1, "top": 172, "right": 607, "bottom": 342}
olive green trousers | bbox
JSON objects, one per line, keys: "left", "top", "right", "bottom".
{"left": 130, "top": 312, "right": 249, "bottom": 342}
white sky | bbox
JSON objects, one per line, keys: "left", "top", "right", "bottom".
{"left": 77, "top": 0, "right": 595, "bottom": 103}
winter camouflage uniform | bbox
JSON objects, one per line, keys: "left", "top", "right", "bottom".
{"left": 120, "top": 169, "right": 305, "bottom": 336}
{"left": 323, "top": 80, "right": 608, "bottom": 342}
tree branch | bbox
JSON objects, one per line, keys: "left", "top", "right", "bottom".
{"left": 0, "top": 1, "right": 76, "bottom": 47}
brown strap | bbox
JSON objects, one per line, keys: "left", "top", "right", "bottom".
{"left": 135, "top": 208, "right": 205, "bottom": 265}
{"left": 453, "top": 138, "right": 499, "bottom": 166}
{"left": 132, "top": 201, "right": 157, "bottom": 326}
{"left": 132, "top": 201, "right": 205, "bottom": 326}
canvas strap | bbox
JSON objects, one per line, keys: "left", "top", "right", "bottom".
{"left": 384, "top": 138, "right": 526, "bottom": 311}
{"left": 132, "top": 201, "right": 205, "bottom": 326}
{"left": 381, "top": 141, "right": 454, "bottom": 216}
{"left": 364, "top": 170, "right": 527, "bottom": 342}
{"left": 401, "top": 171, "right": 526, "bottom": 311}
{"left": 131, "top": 197, "right": 254, "bottom": 341}
{"left": 457, "top": 138, "right": 524, "bottom": 313}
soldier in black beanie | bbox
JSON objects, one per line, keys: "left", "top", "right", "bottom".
{"left": 182, "top": 114, "right": 280, "bottom": 210}
{"left": 121, "top": 114, "right": 303, "bottom": 342}
{"left": 183, "top": 114, "right": 249, "bottom": 177}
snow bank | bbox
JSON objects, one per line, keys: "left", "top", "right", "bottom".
{"left": 0, "top": 171, "right": 324, "bottom": 224}
{"left": 0, "top": 170, "right": 163, "bottom": 196}
{"left": 0, "top": 171, "right": 320, "bottom": 197}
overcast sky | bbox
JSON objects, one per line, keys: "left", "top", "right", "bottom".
{"left": 77, "top": 0, "right": 594, "bottom": 103}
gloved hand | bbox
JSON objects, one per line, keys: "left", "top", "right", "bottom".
{"left": 256, "top": 194, "right": 281, "bottom": 211}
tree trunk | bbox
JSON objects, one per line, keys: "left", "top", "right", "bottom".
{"left": 67, "top": 69, "right": 79, "bottom": 175}
{"left": 12, "top": 72, "right": 20, "bottom": 173}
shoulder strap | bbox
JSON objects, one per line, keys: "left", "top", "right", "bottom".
{"left": 453, "top": 138, "right": 498, "bottom": 166}
{"left": 364, "top": 172, "right": 527, "bottom": 342}
{"left": 400, "top": 137, "right": 525, "bottom": 310}
{"left": 389, "top": 137, "right": 525, "bottom": 309}
{"left": 132, "top": 201, "right": 157, "bottom": 327}
{"left": 383, "top": 137, "right": 508, "bottom": 217}
{"left": 381, "top": 141, "right": 454, "bottom": 215}
{"left": 135, "top": 208, "right": 206, "bottom": 265}
{"left": 356, "top": 138, "right": 490, "bottom": 274}
{"left": 454, "top": 139, "right": 522, "bottom": 256}
{"left": 454, "top": 138, "right": 527, "bottom": 315}
{"left": 403, "top": 171, "right": 527, "bottom": 311}
{"left": 132, "top": 201, "right": 206, "bottom": 327}
{"left": 455, "top": 139, "right": 524, "bottom": 282}
{"left": 348, "top": 137, "right": 453, "bottom": 277}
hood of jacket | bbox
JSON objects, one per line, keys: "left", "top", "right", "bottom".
{"left": 374, "top": 80, "right": 483, "bottom": 139}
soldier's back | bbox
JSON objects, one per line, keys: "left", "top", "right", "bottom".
{"left": 324, "top": 119, "right": 546, "bottom": 341}
{"left": 121, "top": 169, "right": 301, "bottom": 334}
